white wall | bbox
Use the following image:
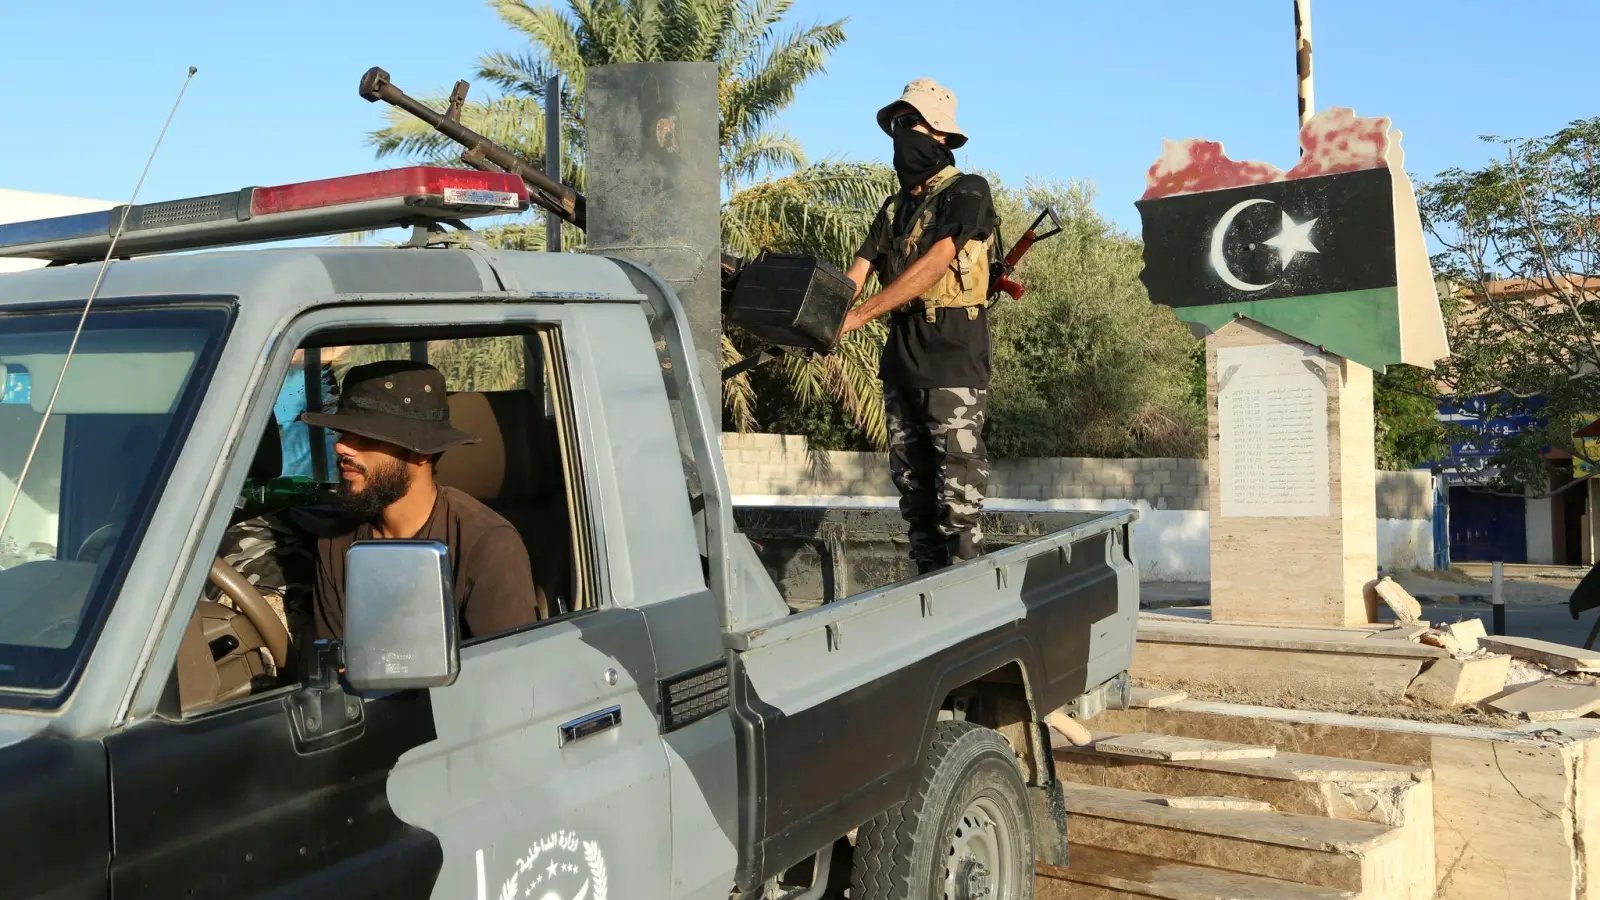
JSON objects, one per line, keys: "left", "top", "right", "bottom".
{"left": 0, "top": 189, "right": 116, "bottom": 274}
{"left": 1379, "top": 518, "right": 1435, "bottom": 572}
{"left": 734, "top": 495, "right": 1213, "bottom": 582}
{"left": 734, "top": 494, "right": 1434, "bottom": 583}
{"left": 1525, "top": 494, "right": 1555, "bottom": 565}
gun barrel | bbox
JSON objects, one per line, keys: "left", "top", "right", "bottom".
{"left": 361, "top": 67, "right": 586, "bottom": 229}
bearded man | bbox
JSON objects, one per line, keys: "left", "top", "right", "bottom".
{"left": 299, "top": 360, "right": 544, "bottom": 642}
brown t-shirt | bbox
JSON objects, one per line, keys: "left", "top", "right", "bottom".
{"left": 311, "top": 486, "right": 543, "bottom": 642}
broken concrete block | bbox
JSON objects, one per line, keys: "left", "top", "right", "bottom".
{"left": 1407, "top": 655, "right": 1512, "bottom": 707}
{"left": 1506, "top": 658, "right": 1557, "bottom": 690}
{"left": 1480, "top": 635, "right": 1600, "bottom": 673}
{"left": 1149, "top": 795, "right": 1275, "bottom": 812}
{"left": 1373, "top": 576, "right": 1423, "bottom": 624}
{"left": 1128, "top": 687, "right": 1188, "bottom": 708}
{"left": 1094, "top": 732, "right": 1277, "bottom": 761}
{"left": 1445, "top": 619, "right": 1487, "bottom": 655}
{"left": 1369, "top": 624, "right": 1429, "bottom": 643}
{"left": 1489, "top": 680, "right": 1600, "bottom": 722}
{"left": 1420, "top": 631, "right": 1463, "bottom": 654}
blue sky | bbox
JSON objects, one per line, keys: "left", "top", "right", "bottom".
{"left": 2, "top": 0, "right": 1596, "bottom": 237}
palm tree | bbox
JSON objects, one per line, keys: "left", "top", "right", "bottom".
{"left": 367, "top": 0, "right": 895, "bottom": 446}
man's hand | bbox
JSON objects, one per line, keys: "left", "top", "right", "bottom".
{"left": 841, "top": 237, "right": 958, "bottom": 335}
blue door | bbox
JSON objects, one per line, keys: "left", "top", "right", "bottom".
{"left": 1448, "top": 487, "right": 1526, "bottom": 563}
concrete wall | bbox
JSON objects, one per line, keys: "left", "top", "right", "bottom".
{"left": 0, "top": 189, "right": 115, "bottom": 274}
{"left": 723, "top": 433, "right": 1436, "bottom": 581}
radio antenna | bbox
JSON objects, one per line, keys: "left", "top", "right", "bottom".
{"left": 0, "top": 66, "right": 199, "bottom": 544}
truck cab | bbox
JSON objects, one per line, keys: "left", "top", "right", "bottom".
{"left": 0, "top": 169, "right": 1139, "bottom": 900}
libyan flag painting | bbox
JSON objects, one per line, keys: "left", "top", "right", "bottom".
{"left": 1135, "top": 108, "right": 1449, "bottom": 372}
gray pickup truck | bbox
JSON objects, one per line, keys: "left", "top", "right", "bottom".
{"left": 0, "top": 172, "right": 1138, "bottom": 900}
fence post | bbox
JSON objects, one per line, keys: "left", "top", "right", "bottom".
{"left": 1491, "top": 560, "right": 1506, "bottom": 635}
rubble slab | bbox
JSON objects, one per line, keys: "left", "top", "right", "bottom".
{"left": 1097, "top": 732, "right": 1277, "bottom": 761}
{"left": 1488, "top": 680, "right": 1600, "bottom": 722}
{"left": 1478, "top": 635, "right": 1600, "bottom": 672}
{"left": 1405, "top": 656, "right": 1511, "bottom": 708}
{"left": 1130, "top": 687, "right": 1189, "bottom": 708}
{"left": 1151, "top": 795, "right": 1275, "bottom": 811}
{"left": 1444, "top": 619, "right": 1486, "bottom": 655}
{"left": 1374, "top": 578, "right": 1423, "bottom": 624}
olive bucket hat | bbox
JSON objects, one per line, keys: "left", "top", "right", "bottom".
{"left": 300, "top": 360, "right": 478, "bottom": 456}
{"left": 876, "top": 77, "right": 968, "bottom": 149}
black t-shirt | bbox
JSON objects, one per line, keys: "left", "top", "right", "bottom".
{"left": 856, "top": 173, "right": 997, "bottom": 389}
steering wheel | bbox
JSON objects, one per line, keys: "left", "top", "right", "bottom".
{"left": 205, "top": 557, "right": 292, "bottom": 671}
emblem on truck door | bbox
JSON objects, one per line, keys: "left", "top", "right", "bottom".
{"left": 475, "top": 832, "right": 608, "bottom": 900}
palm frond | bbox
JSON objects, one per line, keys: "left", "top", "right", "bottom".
{"left": 722, "top": 332, "right": 759, "bottom": 432}
{"left": 722, "top": 19, "right": 844, "bottom": 146}
{"left": 664, "top": 0, "right": 733, "bottom": 62}
{"left": 492, "top": 0, "right": 590, "bottom": 92}
{"left": 722, "top": 127, "right": 805, "bottom": 187}
{"left": 719, "top": 0, "right": 792, "bottom": 77}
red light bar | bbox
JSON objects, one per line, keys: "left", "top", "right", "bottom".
{"left": 0, "top": 167, "right": 532, "bottom": 263}
{"left": 251, "top": 167, "right": 527, "bottom": 217}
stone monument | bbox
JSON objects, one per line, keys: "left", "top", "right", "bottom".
{"left": 1134, "top": 108, "right": 1449, "bottom": 626}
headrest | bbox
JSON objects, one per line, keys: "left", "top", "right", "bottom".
{"left": 250, "top": 412, "right": 282, "bottom": 480}
{"left": 436, "top": 391, "right": 545, "bottom": 502}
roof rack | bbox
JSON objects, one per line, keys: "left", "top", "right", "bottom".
{"left": 0, "top": 167, "right": 531, "bottom": 264}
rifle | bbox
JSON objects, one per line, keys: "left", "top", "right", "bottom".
{"left": 989, "top": 207, "right": 1064, "bottom": 301}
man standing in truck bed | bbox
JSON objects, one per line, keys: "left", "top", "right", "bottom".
{"left": 842, "top": 77, "right": 997, "bottom": 574}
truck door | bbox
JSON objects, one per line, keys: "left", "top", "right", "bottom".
{"left": 106, "top": 313, "right": 673, "bottom": 899}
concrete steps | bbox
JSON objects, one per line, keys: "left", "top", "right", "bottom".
{"left": 1037, "top": 847, "right": 1356, "bottom": 900}
{"left": 1043, "top": 728, "right": 1437, "bottom": 899}
{"left": 1055, "top": 733, "right": 1432, "bottom": 825}
{"left": 1058, "top": 783, "right": 1405, "bottom": 895}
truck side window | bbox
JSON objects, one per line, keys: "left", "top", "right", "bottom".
{"left": 643, "top": 310, "right": 710, "bottom": 567}
{"left": 166, "top": 325, "right": 592, "bottom": 717}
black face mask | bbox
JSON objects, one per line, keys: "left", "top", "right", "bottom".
{"left": 892, "top": 129, "right": 954, "bottom": 191}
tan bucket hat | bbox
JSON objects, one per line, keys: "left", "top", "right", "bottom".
{"left": 877, "top": 77, "right": 968, "bottom": 148}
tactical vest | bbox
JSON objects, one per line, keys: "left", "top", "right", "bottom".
{"left": 876, "top": 166, "right": 995, "bottom": 323}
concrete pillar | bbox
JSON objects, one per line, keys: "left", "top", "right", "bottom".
{"left": 584, "top": 62, "right": 722, "bottom": 428}
{"left": 1207, "top": 319, "right": 1378, "bottom": 627}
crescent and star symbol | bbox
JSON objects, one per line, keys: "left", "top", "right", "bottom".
{"left": 1207, "top": 198, "right": 1320, "bottom": 292}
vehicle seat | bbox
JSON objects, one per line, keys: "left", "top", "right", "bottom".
{"left": 437, "top": 391, "right": 572, "bottom": 617}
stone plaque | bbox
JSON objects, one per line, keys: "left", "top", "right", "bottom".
{"left": 1216, "top": 343, "right": 1331, "bottom": 517}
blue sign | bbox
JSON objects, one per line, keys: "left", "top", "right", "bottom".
{"left": 1, "top": 367, "right": 29, "bottom": 405}
{"left": 1436, "top": 394, "right": 1547, "bottom": 485}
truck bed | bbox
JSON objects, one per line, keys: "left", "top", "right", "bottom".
{"left": 723, "top": 507, "right": 1139, "bottom": 883}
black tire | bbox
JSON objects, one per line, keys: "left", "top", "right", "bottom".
{"left": 851, "top": 721, "right": 1035, "bottom": 900}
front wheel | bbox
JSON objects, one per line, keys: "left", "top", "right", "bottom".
{"left": 851, "top": 721, "right": 1035, "bottom": 900}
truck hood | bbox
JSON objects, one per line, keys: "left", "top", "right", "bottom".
{"left": 0, "top": 719, "right": 43, "bottom": 753}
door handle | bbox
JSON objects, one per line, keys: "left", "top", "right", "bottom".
{"left": 559, "top": 705, "right": 622, "bottom": 746}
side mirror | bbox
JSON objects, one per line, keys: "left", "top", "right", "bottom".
{"left": 342, "top": 540, "right": 459, "bottom": 692}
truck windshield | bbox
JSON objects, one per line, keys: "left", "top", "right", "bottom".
{"left": 0, "top": 302, "right": 229, "bottom": 701}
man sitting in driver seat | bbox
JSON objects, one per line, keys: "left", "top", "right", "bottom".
{"left": 300, "top": 360, "right": 545, "bottom": 642}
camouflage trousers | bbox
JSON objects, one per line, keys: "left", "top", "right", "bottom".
{"left": 884, "top": 385, "right": 990, "bottom": 572}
